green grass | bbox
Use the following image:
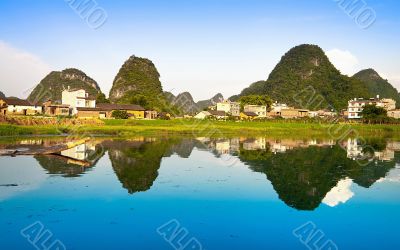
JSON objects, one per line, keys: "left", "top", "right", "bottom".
{"left": 1, "top": 119, "right": 400, "bottom": 138}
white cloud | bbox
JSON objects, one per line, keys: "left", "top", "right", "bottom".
{"left": 322, "top": 178, "right": 354, "bottom": 207}
{"left": 0, "top": 41, "right": 52, "bottom": 98}
{"left": 326, "top": 49, "right": 360, "bottom": 76}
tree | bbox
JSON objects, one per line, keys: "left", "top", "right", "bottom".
{"left": 96, "top": 93, "right": 110, "bottom": 104}
{"left": 361, "top": 104, "right": 387, "bottom": 124}
{"left": 112, "top": 110, "right": 129, "bottom": 119}
{"left": 129, "top": 94, "right": 148, "bottom": 109}
{"left": 239, "top": 95, "right": 272, "bottom": 110}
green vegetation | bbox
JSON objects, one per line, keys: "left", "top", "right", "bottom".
{"left": 0, "top": 124, "right": 61, "bottom": 136}
{"left": 28, "top": 68, "right": 102, "bottom": 103}
{"left": 354, "top": 69, "right": 400, "bottom": 108}
{"left": 239, "top": 95, "right": 272, "bottom": 110}
{"left": 109, "top": 56, "right": 166, "bottom": 111}
{"left": 361, "top": 105, "right": 388, "bottom": 124}
{"left": 111, "top": 110, "right": 129, "bottom": 119}
{"left": 2, "top": 119, "right": 400, "bottom": 138}
{"left": 234, "top": 44, "right": 370, "bottom": 110}
{"left": 0, "top": 91, "right": 5, "bottom": 99}
{"left": 96, "top": 93, "right": 110, "bottom": 104}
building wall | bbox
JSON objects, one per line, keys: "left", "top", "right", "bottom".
{"left": 44, "top": 107, "right": 70, "bottom": 116}
{"left": 62, "top": 89, "right": 95, "bottom": 115}
{"left": 244, "top": 105, "right": 267, "bottom": 117}
{"left": 127, "top": 110, "right": 145, "bottom": 119}
{"left": 280, "top": 109, "right": 307, "bottom": 119}
{"left": 76, "top": 110, "right": 101, "bottom": 119}
{"left": 217, "top": 103, "right": 231, "bottom": 113}
{"left": 5, "top": 105, "right": 42, "bottom": 115}
{"left": 388, "top": 110, "right": 400, "bottom": 119}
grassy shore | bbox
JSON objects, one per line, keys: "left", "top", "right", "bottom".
{"left": 1, "top": 119, "right": 400, "bottom": 138}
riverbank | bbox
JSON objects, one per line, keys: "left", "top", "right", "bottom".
{"left": 1, "top": 119, "right": 400, "bottom": 138}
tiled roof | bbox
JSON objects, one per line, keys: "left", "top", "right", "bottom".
{"left": 243, "top": 112, "right": 258, "bottom": 117}
{"left": 1, "top": 98, "right": 39, "bottom": 106}
{"left": 96, "top": 103, "right": 146, "bottom": 111}
{"left": 209, "top": 110, "right": 226, "bottom": 116}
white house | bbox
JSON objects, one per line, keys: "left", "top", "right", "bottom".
{"left": 348, "top": 96, "right": 396, "bottom": 119}
{"left": 0, "top": 98, "right": 42, "bottom": 116}
{"left": 62, "top": 88, "right": 96, "bottom": 115}
{"left": 244, "top": 105, "right": 267, "bottom": 117}
{"left": 194, "top": 111, "right": 211, "bottom": 119}
{"left": 217, "top": 100, "right": 240, "bottom": 117}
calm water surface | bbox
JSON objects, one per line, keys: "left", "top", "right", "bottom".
{"left": 0, "top": 137, "right": 399, "bottom": 249}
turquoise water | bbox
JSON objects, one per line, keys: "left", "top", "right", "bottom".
{"left": 0, "top": 137, "right": 399, "bottom": 249}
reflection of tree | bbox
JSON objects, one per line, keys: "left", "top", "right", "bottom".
{"left": 239, "top": 144, "right": 396, "bottom": 211}
{"left": 107, "top": 139, "right": 183, "bottom": 194}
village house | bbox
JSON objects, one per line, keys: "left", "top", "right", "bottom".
{"left": 388, "top": 110, "right": 400, "bottom": 119}
{"left": 280, "top": 109, "right": 309, "bottom": 119}
{"left": 271, "top": 102, "right": 289, "bottom": 112}
{"left": 216, "top": 100, "right": 240, "bottom": 117}
{"left": 76, "top": 103, "right": 146, "bottom": 119}
{"left": 0, "top": 98, "right": 42, "bottom": 116}
{"left": 347, "top": 96, "right": 396, "bottom": 119}
{"left": 62, "top": 88, "right": 96, "bottom": 115}
{"left": 309, "top": 110, "right": 337, "bottom": 118}
{"left": 145, "top": 110, "right": 158, "bottom": 119}
{"left": 42, "top": 100, "right": 70, "bottom": 116}
{"left": 194, "top": 111, "right": 211, "bottom": 119}
{"left": 244, "top": 105, "right": 267, "bottom": 117}
{"left": 208, "top": 110, "right": 227, "bottom": 119}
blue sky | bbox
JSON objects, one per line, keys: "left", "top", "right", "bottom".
{"left": 0, "top": 0, "right": 399, "bottom": 100}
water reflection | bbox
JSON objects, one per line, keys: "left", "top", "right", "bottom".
{"left": 10, "top": 136, "right": 400, "bottom": 210}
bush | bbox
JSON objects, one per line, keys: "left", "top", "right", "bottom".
{"left": 112, "top": 110, "right": 129, "bottom": 119}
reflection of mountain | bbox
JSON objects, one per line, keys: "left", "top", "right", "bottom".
{"left": 35, "top": 143, "right": 104, "bottom": 178}
{"left": 239, "top": 144, "right": 396, "bottom": 211}
{"left": 107, "top": 139, "right": 184, "bottom": 194}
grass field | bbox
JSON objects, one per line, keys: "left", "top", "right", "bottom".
{"left": 1, "top": 119, "right": 400, "bottom": 138}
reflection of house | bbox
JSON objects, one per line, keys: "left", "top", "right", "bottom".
{"left": 243, "top": 138, "right": 267, "bottom": 150}
{"left": 43, "top": 100, "right": 70, "bottom": 116}
{"left": 215, "top": 140, "right": 231, "bottom": 154}
{"left": 346, "top": 138, "right": 364, "bottom": 160}
{"left": 217, "top": 100, "right": 240, "bottom": 117}
{"left": 62, "top": 88, "right": 96, "bottom": 115}
{"left": 244, "top": 105, "right": 267, "bottom": 117}
{"left": 0, "top": 98, "right": 42, "bottom": 116}
{"left": 60, "top": 143, "right": 97, "bottom": 165}
{"left": 347, "top": 96, "right": 396, "bottom": 119}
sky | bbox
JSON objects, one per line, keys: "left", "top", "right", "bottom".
{"left": 0, "top": 0, "right": 399, "bottom": 101}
